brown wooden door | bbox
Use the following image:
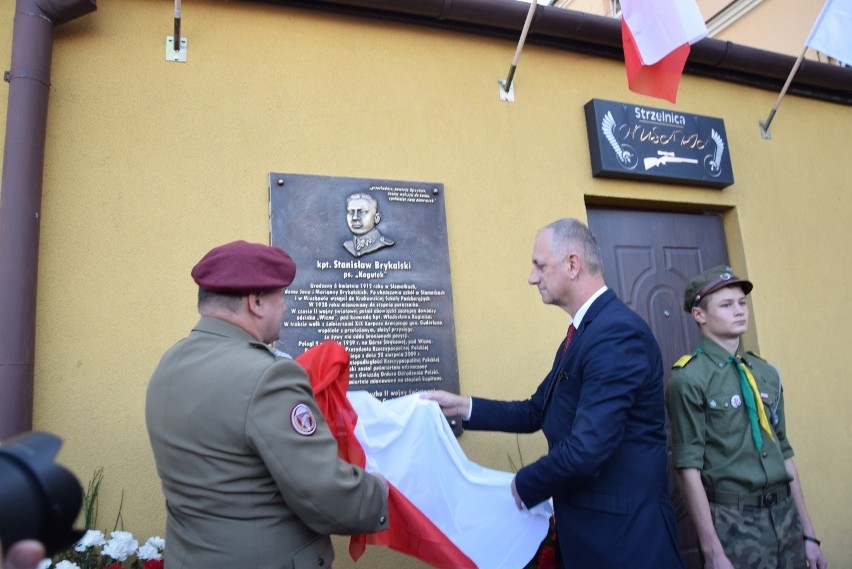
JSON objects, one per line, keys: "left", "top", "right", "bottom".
{"left": 587, "top": 207, "right": 729, "bottom": 569}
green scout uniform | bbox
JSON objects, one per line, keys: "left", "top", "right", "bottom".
{"left": 668, "top": 336, "right": 792, "bottom": 492}
{"left": 668, "top": 336, "right": 806, "bottom": 567}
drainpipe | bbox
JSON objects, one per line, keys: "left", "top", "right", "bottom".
{"left": 0, "top": 0, "right": 96, "bottom": 441}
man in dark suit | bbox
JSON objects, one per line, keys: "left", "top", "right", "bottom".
{"left": 146, "top": 240, "right": 388, "bottom": 569}
{"left": 424, "top": 218, "right": 683, "bottom": 568}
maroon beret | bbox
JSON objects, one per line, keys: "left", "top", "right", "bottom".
{"left": 191, "top": 240, "right": 296, "bottom": 293}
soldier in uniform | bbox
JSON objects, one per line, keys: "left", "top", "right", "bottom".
{"left": 146, "top": 240, "right": 389, "bottom": 569}
{"left": 667, "top": 265, "right": 827, "bottom": 569}
{"left": 342, "top": 192, "right": 394, "bottom": 257}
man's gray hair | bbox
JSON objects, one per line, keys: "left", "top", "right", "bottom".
{"left": 197, "top": 288, "right": 243, "bottom": 313}
{"left": 544, "top": 218, "right": 604, "bottom": 275}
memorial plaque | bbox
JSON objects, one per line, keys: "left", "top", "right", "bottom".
{"left": 269, "top": 173, "right": 460, "bottom": 401}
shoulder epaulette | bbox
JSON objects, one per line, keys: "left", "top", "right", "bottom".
{"left": 672, "top": 354, "right": 694, "bottom": 369}
{"left": 250, "top": 341, "right": 275, "bottom": 355}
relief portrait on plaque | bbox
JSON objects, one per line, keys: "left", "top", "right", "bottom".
{"left": 268, "top": 173, "right": 460, "bottom": 401}
{"left": 343, "top": 192, "right": 395, "bottom": 258}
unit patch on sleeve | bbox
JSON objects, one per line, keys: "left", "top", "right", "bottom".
{"left": 290, "top": 403, "right": 317, "bottom": 436}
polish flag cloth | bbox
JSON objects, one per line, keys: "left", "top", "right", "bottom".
{"left": 621, "top": 0, "right": 708, "bottom": 103}
{"left": 296, "top": 342, "right": 551, "bottom": 569}
{"left": 806, "top": 0, "right": 852, "bottom": 66}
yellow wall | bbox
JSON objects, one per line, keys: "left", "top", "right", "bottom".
{"left": 1, "top": 1, "right": 850, "bottom": 566}
{"left": 558, "top": 0, "right": 829, "bottom": 61}
{"left": 711, "top": 0, "right": 825, "bottom": 59}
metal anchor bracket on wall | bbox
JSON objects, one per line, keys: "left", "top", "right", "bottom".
{"left": 166, "top": 1, "right": 188, "bottom": 62}
{"left": 166, "top": 36, "right": 188, "bottom": 62}
{"left": 498, "top": 0, "right": 537, "bottom": 103}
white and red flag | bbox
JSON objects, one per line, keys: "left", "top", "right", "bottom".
{"left": 620, "top": 0, "right": 708, "bottom": 103}
{"left": 759, "top": 0, "right": 852, "bottom": 135}
{"left": 297, "top": 342, "right": 551, "bottom": 569}
{"left": 806, "top": 0, "right": 852, "bottom": 66}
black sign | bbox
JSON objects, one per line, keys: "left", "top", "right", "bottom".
{"left": 584, "top": 98, "right": 734, "bottom": 189}
{"left": 269, "top": 173, "right": 460, "bottom": 401}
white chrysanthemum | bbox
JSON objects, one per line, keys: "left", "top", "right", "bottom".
{"left": 144, "top": 536, "right": 165, "bottom": 551}
{"left": 137, "top": 535, "right": 165, "bottom": 560}
{"left": 73, "top": 529, "right": 106, "bottom": 552}
{"left": 137, "top": 541, "right": 163, "bottom": 560}
{"left": 101, "top": 531, "right": 138, "bottom": 562}
{"left": 54, "top": 561, "right": 81, "bottom": 569}
{"left": 36, "top": 558, "right": 53, "bottom": 569}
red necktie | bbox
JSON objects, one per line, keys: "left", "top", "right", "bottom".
{"left": 561, "top": 324, "right": 576, "bottom": 354}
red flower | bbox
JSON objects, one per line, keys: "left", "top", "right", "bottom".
{"left": 103, "top": 565, "right": 123, "bottom": 569}
{"left": 537, "top": 544, "right": 557, "bottom": 568}
{"left": 524, "top": 516, "right": 559, "bottom": 569}
{"left": 142, "top": 560, "right": 165, "bottom": 569}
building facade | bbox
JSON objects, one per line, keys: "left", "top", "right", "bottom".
{"left": 2, "top": 0, "right": 850, "bottom": 566}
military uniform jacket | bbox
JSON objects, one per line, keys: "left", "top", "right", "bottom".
{"left": 342, "top": 228, "right": 394, "bottom": 257}
{"left": 667, "top": 336, "right": 794, "bottom": 494}
{"left": 145, "top": 317, "right": 388, "bottom": 569}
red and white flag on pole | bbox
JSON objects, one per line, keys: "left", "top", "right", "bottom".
{"left": 297, "top": 342, "right": 551, "bottom": 569}
{"left": 759, "top": 0, "right": 852, "bottom": 135}
{"left": 620, "top": 0, "right": 708, "bottom": 103}
{"left": 806, "top": 0, "right": 852, "bottom": 66}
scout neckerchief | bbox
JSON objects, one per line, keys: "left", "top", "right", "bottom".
{"left": 697, "top": 346, "right": 775, "bottom": 451}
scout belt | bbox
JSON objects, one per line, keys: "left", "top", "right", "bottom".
{"left": 705, "top": 484, "right": 791, "bottom": 508}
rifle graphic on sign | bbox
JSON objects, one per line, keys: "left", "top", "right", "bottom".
{"left": 643, "top": 150, "right": 699, "bottom": 170}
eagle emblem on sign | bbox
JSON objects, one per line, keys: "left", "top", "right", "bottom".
{"left": 600, "top": 111, "right": 639, "bottom": 170}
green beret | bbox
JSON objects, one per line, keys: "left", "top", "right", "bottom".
{"left": 683, "top": 265, "right": 753, "bottom": 312}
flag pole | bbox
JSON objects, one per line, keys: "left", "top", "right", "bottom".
{"left": 174, "top": 1, "right": 182, "bottom": 53}
{"left": 499, "top": 0, "right": 538, "bottom": 100}
{"left": 758, "top": 0, "right": 838, "bottom": 139}
{"left": 759, "top": 45, "right": 808, "bottom": 139}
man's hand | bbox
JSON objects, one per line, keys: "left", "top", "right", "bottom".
{"left": 1, "top": 540, "right": 46, "bottom": 569}
{"left": 511, "top": 476, "right": 525, "bottom": 511}
{"left": 805, "top": 540, "right": 828, "bottom": 569}
{"left": 420, "top": 390, "right": 470, "bottom": 419}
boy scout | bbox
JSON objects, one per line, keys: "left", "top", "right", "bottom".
{"left": 666, "top": 266, "right": 826, "bottom": 569}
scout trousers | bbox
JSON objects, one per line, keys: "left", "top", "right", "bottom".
{"left": 709, "top": 492, "right": 807, "bottom": 568}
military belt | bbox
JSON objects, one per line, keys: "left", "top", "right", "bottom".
{"left": 705, "top": 484, "right": 791, "bottom": 508}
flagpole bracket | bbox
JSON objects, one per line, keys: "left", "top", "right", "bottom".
{"left": 498, "top": 79, "right": 515, "bottom": 103}
{"left": 166, "top": 36, "right": 188, "bottom": 63}
{"left": 758, "top": 120, "right": 772, "bottom": 140}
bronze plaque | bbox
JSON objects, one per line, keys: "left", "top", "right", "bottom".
{"left": 269, "top": 173, "right": 460, "bottom": 400}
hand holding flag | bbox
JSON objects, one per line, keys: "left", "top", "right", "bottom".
{"left": 297, "top": 341, "right": 551, "bottom": 569}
